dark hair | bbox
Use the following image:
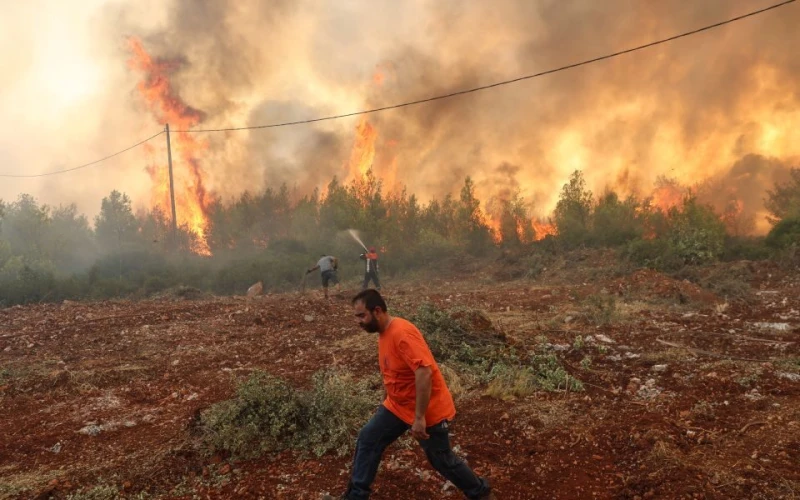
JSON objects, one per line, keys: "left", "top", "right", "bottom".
{"left": 352, "top": 289, "right": 387, "bottom": 313}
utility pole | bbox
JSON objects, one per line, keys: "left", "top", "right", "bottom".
{"left": 165, "top": 123, "right": 178, "bottom": 244}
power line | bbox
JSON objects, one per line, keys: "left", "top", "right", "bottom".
{"left": 0, "top": 130, "right": 164, "bottom": 178}
{"left": 177, "top": 0, "right": 795, "bottom": 133}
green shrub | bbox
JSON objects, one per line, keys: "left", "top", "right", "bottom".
{"left": 667, "top": 198, "right": 726, "bottom": 265}
{"left": 411, "top": 303, "right": 505, "bottom": 366}
{"left": 484, "top": 364, "right": 539, "bottom": 399}
{"left": 721, "top": 236, "right": 771, "bottom": 261}
{"left": 0, "top": 256, "right": 57, "bottom": 305}
{"left": 765, "top": 216, "right": 800, "bottom": 249}
{"left": 523, "top": 252, "right": 549, "bottom": 279}
{"left": 298, "top": 370, "right": 377, "bottom": 457}
{"left": 485, "top": 355, "right": 583, "bottom": 399}
{"left": 201, "top": 369, "right": 377, "bottom": 459}
{"left": 591, "top": 192, "right": 643, "bottom": 247}
{"left": 201, "top": 372, "right": 303, "bottom": 458}
{"left": 143, "top": 275, "right": 170, "bottom": 295}
{"left": 583, "top": 294, "right": 620, "bottom": 326}
{"left": 624, "top": 238, "right": 683, "bottom": 271}
{"left": 698, "top": 265, "right": 754, "bottom": 302}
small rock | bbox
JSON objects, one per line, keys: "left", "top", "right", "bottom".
{"left": 246, "top": 281, "right": 263, "bottom": 297}
{"left": 219, "top": 463, "right": 232, "bottom": 475}
{"left": 442, "top": 481, "right": 454, "bottom": 492}
{"left": 304, "top": 314, "right": 315, "bottom": 322}
{"left": 79, "top": 424, "right": 102, "bottom": 436}
{"left": 48, "top": 442, "right": 62, "bottom": 454}
{"left": 778, "top": 372, "right": 800, "bottom": 382}
{"left": 595, "top": 334, "right": 615, "bottom": 344}
{"left": 753, "top": 322, "right": 790, "bottom": 331}
{"left": 745, "top": 389, "right": 763, "bottom": 401}
{"left": 652, "top": 364, "right": 669, "bottom": 373}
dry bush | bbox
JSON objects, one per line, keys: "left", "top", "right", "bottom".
{"left": 582, "top": 293, "right": 621, "bottom": 326}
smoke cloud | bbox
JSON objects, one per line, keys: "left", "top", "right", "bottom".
{"left": 1, "top": 0, "right": 798, "bottom": 233}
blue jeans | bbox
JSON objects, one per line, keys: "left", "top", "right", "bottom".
{"left": 344, "top": 405, "right": 490, "bottom": 499}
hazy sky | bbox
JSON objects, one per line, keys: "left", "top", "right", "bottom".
{"left": 1, "top": 0, "right": 799, "bottom": 232}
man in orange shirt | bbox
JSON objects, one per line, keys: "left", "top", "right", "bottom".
{"left": 325, "top": 289, "right": 492, "bottom": 500}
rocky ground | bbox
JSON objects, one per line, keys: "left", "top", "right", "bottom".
{"left": 1, "top": 256, "right": 798, "bottom": 499}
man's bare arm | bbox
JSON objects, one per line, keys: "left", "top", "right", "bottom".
{"left": 411, "top": 366, "right": 433, "bottom": 439}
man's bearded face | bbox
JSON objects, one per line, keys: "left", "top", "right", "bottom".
{"left": 354, "top": 301, "right": 380, "bottom": 333}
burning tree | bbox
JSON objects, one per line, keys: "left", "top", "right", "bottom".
{"left": 127, "top": 38, "right": 213, "bottom": 255}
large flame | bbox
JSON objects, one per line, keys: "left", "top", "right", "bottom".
{"left": 127, "top": 37, "right": 212, "bottom": 255}
{"left": 345, "top": 117, "right": 378, "bottom": 183}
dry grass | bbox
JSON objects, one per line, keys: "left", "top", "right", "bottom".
{"left": 640, "top": 348, "right": 689, "bottom": 364}
{"left": 510, "top": 400, "right": 575, "bottom": 439}
{"left": 332, "top": 331, "right": 374, "bottom": 350}
{"left": 645, "top": 438, "right": 683, "bottom": 469}
{"left": 439, "top": 363, "right": 469, "bottom": 400}
{"left": 0, "top": 465, "right": 62, "bottom": 498}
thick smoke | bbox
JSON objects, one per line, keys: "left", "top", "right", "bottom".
{"left": 2, "top": 0, "right": 799, "bottom": 232}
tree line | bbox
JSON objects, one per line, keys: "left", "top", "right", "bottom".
{"left": 1, "top": 168, "right": 798, "bottom": 306}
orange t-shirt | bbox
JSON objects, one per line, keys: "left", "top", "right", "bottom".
{"left": 378, "top": 317, "right": 456, "bottom": 425}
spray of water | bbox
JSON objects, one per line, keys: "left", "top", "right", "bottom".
{"left": 347, "top": 229, "right": 369, "bottom": 252}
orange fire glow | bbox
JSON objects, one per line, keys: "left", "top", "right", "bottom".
{"left": 344, "top": 117, "right": 378, "bottom": 183}
{"left": 532, "top": 220, "right": 557, "bottom": 241}
{"left": 649, "top": 180, "right": 689, "bottom": 213}
{"left": 127, "top": 37, "right": 212, "bottom": 255}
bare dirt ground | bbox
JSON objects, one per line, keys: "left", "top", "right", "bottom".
{"left": 1, "top": 256, "right": 799, "bottom": 499}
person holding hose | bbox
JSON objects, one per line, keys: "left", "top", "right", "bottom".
{"left": 359, "top": 247, "right": 381, "bottom": 291}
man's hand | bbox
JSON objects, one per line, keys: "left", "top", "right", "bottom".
{"left": 411, "top": 416, "right": 429, "bottom": 440}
